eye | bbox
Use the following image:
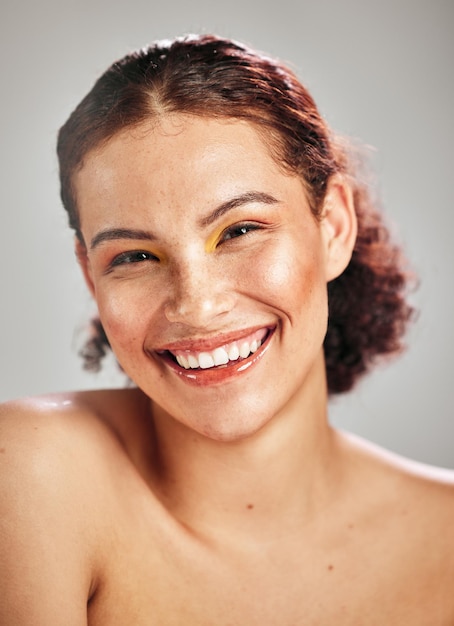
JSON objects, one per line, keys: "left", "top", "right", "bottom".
{"left": 220, "top": 223, "right": 262, "bottom": 243}
{"left": 110, "top": 250, "right": 159, "bottom": 267}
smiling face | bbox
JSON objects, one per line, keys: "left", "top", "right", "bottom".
{"left": 74, "top": 115, "right": 355, "bottom": 441}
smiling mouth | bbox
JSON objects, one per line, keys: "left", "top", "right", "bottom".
{"left": 158, "top": 327, "right": 272, "bottom": 372}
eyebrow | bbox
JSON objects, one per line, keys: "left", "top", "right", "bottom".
{"left": 198, "top": 191, "right": 280, "bottom": 227}
{"left": 89, "top": 191, "right": 280, "bottom": 250}
{"left": 90, "top": 228, "right": 156, "bottom": 250}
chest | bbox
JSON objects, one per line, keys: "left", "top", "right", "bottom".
{"left": 86, "top": 515, "right": 450, "bottom": 626}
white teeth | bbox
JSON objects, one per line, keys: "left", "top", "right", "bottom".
{"left": 212, "top": 347, "right": 229, "bottom": 366}
{"left": 239, "top": 341, "right": 251, "bottom": 358}
{"left": 228, "top": 344, "right": 240, "bottom": 361}
{"left": 198, "top": 352, "right": 215, "bottom": 369}
{"left": 176, "top": 354, "right": 190, "bottom": 369}
{"left": 188, "top": 354, "right": 199, "bottom": 369}
{"left": 172, "top": 333, "right": 267, "bottom": 370}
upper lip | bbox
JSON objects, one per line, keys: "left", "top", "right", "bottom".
{"left": 155, "top": 324, "right": 275, "bottom": 353}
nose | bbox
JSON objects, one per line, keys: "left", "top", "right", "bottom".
{"left": 163, "top": 261, "right": 235, "bottom": 328}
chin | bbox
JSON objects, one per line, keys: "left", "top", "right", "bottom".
{"left": 197, "top": 421, "right": 269, "bottom": 444}
{"left": 176, "top": 398, "right": 280, "bottom": 444}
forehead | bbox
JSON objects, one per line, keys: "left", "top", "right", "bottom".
{"left": 78, "top": 114, "right": 287, "bottom": 178}
{"left": 76, "top": 115, "right": 292, "bottom": 200}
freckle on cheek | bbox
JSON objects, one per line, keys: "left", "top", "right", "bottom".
{"left": 101, "top": 306, "right": 139, "bottom": 342}
{"left": 255, "top": 254, "right": 307, "bottom": 295}
{"left": 266, "top": 262, "right": 293, "bottom": 288}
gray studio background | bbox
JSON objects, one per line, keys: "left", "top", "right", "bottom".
{"left": 1, "top": 0, "right": 453, "bottom": 468}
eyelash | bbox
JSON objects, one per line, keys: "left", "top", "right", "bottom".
{"left": 110, "top": 250, "right": 158, "bottom": 267}
{"left": 219, "top": 222, "right": 262, "bottom": 243}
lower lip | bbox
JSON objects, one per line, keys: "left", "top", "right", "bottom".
{"left": 156, "top": 328, "right": 274, "bottom": 387}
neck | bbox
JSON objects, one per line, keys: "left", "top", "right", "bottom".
{"left": 147, "top": 355, "right": 342, "bottom": 544}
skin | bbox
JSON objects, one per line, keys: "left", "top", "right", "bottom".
{"left": 0, "top": 115, "right": 453, "bottom": 625}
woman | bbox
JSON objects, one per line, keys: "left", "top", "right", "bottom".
{"left": 1, "top": 34, "right": 453, "bottom": 624}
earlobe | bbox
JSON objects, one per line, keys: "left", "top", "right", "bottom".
{"left": 320, "top": 175, "right": 358, "bottom": 282}
{"left": 75, "top": 238, "right": 96, "bottom": 298}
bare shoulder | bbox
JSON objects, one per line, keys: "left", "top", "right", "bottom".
{"left": 0, "top": 388, "right": 151, "bottom": 515}
{"left": 339, "top": 428, "right": 454, "bottom": 488}
{"left": 335, "top": 430, "right": 454, "bottom": 618}
{"left": 0, "top": 388, "right": 147, "bottom": 624}
{"left": 0, "top": 390, "right": 128, "bottom": 493}
{"left": 338, "top": 430, "right": 454, "bottom": 521}
{"left": 338, "top": 429, "right": 454, "bottom": 563}
{"left": 0, "top": 387, "right": 149, "bottom": 466}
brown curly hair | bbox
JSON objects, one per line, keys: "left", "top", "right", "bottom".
{"left": 57, "top": 34, "right": 414, "bottom": 394}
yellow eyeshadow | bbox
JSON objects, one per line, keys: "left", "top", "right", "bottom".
{"left": 205, "top": 228, "right": 224, "bottom": 253}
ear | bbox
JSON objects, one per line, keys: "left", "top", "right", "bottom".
{"left": 75, "top": 238, "right": 96, "bottom": 298}
{"left": 320, "top": 175, "right": 357, "bottom": 282}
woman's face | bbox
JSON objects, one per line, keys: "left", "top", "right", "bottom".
{"left": 75, "top": 115, "right": 351, "bottom": 441}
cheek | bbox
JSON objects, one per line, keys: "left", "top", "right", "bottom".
{"left": 246, "top": 240, "right": 327, "bottom": 317}
{"left": 94, "top": 287, "right": 151, "bottom": 354}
